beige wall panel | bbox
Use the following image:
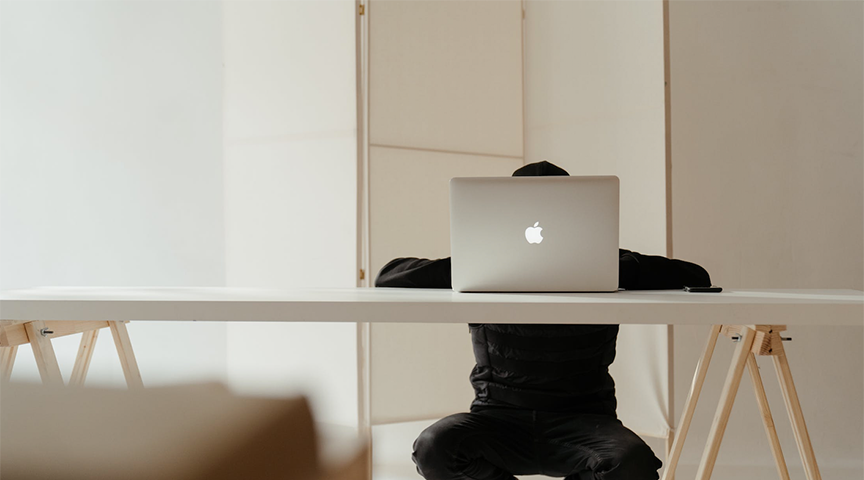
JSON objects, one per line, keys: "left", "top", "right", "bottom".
{"left": 369, "top": 146, "right": 524, "bottom": 278}
{"left": 369, "top": 147, "right": 523, "bottom": 423}
{"left": 670, "top": 0, "right": 863, "bottom": 471}
{"left": 369, "top": 0, "right": 523, "bottom": 158}
{"left": 608, "top": 324, "right": 671, "bottom": 438}
{"left": 370, "top": 322, "right": 475, "bottom": 424}
{"left": 524, "top": 0, "right": 666, "bottom": 256}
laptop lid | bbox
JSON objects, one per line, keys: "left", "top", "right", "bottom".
{"left": 449, "top": 176, "right": 619, "bottom": 293}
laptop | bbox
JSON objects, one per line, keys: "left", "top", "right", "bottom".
{"left": 449, "top": 176, "right": 619, "bottom": 293}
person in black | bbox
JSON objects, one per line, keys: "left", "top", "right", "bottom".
{"left": 375, "top": 161, "right": 712, "bottom": 480}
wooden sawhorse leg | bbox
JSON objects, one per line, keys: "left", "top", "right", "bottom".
{"left": 663, "top": 324, "right": 821, "bottom": 480}
{"left": 695, "top": 326, "right": 757, "bottom": 479}
{"left": 774, "top": 342, "right": 821, "bottom": 480}
{"left": 109, "top": 321, "right": 143, "bottom": 389}
{"left": 0, "top": 320, "right": 142, "bottom": 389}
{"left": 70, "top": 329, "right": 100, "bottom": 387}
{"left": 662, "top": 325, "right": 722, "bottom": 480}
{"left": 748, "top": 352, "right": 790, "bottom": 480}
{"left": 1, "top": 345, "right": 19, "bottom": 382}
{"left": 24, "top": 320, "right": 64, "bottom": 385}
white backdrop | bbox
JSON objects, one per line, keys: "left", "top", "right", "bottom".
{"left": 0, "top": 0, "right": 228, "bottom": 387}
{"left": 0, "top": 0, "right": 359, "bottom": 429}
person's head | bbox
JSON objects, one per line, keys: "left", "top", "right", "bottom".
{"left": 511, "top": 161, "right": 569, "bottom": 177}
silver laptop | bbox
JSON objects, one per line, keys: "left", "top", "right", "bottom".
{"left": 450, "top": 176, "right": 619, "bottom": 293}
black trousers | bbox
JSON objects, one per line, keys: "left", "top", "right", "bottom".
{"left": 412, "top": 409, "right": 662, "bottom": 480}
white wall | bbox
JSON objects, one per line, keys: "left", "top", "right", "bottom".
{"left": 669, "top": 1, "right": 863, "bottom": 477}
{"left": 222, "top": 0, "right": 358, "bottom": 428}
{"left": 0, "top": 0, "right": 228, "bottom": 387}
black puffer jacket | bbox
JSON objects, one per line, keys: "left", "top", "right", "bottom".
{"left": 375, "top": 250, "right": 711, "bottom": 416}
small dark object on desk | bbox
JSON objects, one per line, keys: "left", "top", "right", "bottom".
{"left": 684, "top": 285, "right": 723, "bottom": 293}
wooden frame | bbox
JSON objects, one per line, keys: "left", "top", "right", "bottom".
{"left": 0, "top": 320, "right": 142, "bottom": 389}
{"left": 356, "top": 3, "right": 373, "bottom": 480}
{"left": 662, "top": 325, "right": 822, "bottom": 480}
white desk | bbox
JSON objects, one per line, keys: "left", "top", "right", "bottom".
{"left": 1, "top": 287, "right": 862, "bottom": 480}
{"left": 1, "top": 287, "right": 861, "bottom": 325}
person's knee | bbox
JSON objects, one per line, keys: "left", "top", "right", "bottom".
{"left": 412, "top": 414, "right": 472, "bottom": 478}
{"left": 412, "top": 426, "right": 445, "bottom": 468}
{"left": 597, "top": 442, "right": 662, "bottom": 480}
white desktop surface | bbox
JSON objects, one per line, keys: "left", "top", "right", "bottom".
{"left": 1, "top": 287, "right": 861, "bottom": 326}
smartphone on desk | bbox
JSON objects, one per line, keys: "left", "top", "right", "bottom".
{"left": 684, "top": 286, "right": 723, "bottom": 293}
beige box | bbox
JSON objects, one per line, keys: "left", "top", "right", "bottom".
{"left": 0, "top": 383, "right": 366, "bottom": 480}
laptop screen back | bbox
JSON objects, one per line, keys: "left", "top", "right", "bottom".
{"left": 449, "top": 176, "right": 619, "bottom": 293}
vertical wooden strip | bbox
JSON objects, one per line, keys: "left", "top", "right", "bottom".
{"left": 23, "top": 320, "right": 63, "bottom": 385}
{"left": 663, "top": 0, "right": 673, "bottom": 258}
{"left": 747, "top": 353, "right": 790, "bottom": 480}
{"left": 356, "top": 0, "right": 369, "bottom": 289}
{"left": 108, "top": 321, "right": 143, "bottom": 389}
{"left": 356, "top": 11, "right": 371, "bottom": 476}
{"left": 773, "top": 346, "right": 822, "bottom": 480}
{"left": 666, "top": 323, "right": 675, "bottom": 454}
{"left": 662, "top": 6, "right": 677, "bottom": 460}
{"left": 520, "top": 0, "right": 527, "bottom": 163}
{"left": 361, "top": 0, "right": 372, "bottom": 290}
{"left": 661, "top": 324, "right": 722, "bottom": 480}
{"left": 695, "top": 326, "right": 757, "bottom": 480}
{"left": 0, "top": 345, "right": 18, "bottom": 381}
{"left": 69, "top": 329, "right": 100, "bottom": 387}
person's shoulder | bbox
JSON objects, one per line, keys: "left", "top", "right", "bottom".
{"left": 375, "top": 257, "right": 452, "bottom": 289}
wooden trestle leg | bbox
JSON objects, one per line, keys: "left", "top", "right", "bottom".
{"left": 773, "top": 342, "right": 822, "bottom": 480}
{"left": 0, "top": 320, "right": 143, "bottom": 389}
{"left": 109, "top": 321, "right": 144, "bottom": 389}
{"left": 661, "top": 324, "right": 722, "bottom": 480}
{"left": 668, "top": 324, "right": 822, "bottom": 480}
{"left": 23, "top": 320, "right": 64, "bottom": 385}
{"left": 747, "top": 353, "right": 790, "bottom": 480}
{"left": 695, "top": 326, "right": 757, "bottom": 480}
{"left": 0, "top": 345, "right": 17, "bottom": 382}
{"left": 70, "top": 329, "right": 100, "bottom": 387}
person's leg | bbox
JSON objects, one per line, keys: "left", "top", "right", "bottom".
{"left": 537, "top": 413, "right": 662, "bottom": 480}
{"left": 412, "top": 409, "right": 536, "bottom": 480}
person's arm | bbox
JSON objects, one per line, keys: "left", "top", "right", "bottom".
{"left": 375, "top": 257, "right": 452, "bottom": 289}
{"left": 618, "top": 249, "right": 711, "bottom": 290}
{"left": 375, "top": 251, "right": 709, "bottom": 291}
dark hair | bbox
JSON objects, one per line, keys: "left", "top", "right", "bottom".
{"left": 511, "top": 161, "right": 569, "bottom": 177}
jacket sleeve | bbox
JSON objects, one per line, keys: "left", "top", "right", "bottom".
{"left": 374, "top": 257, "right": 452, "bottom": 289}
{"left": 618, "top": 249, "right": 711, "bottom": 290}
{"left": 375, "top": 251, "right": 710, "bottom": 291}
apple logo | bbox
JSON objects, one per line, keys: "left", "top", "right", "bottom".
{"left": 525, "top": 222, "right": 544, "bottom": 244}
